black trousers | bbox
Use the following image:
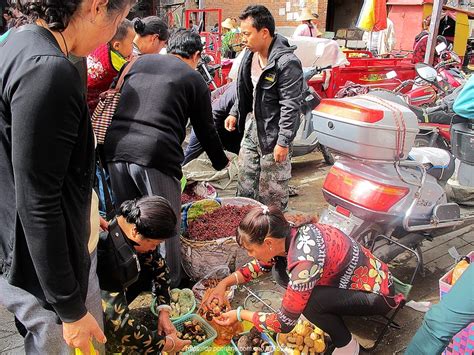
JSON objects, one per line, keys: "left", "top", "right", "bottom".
{"left": 272, "top": 258, "right": 395, "bottom": 347}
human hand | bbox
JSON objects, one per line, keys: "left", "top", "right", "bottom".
{"left": 163, "top": 332, "right": 191, "bottom": 352}
{"left": 213, "top": 310, "right": 238, "bottom": 326}
{"left": 206, "top": 283, "right": 227, "bottom": 308}
{"left": 157, "top": 310, "right": 175, "bottom": 336}
{"left": 224, "top": 115, "right": 237, "bottom": 131}
{"left": 274, "top": 145, "right": 289, "bottom": 163}
{"left": 63, "top": 312, "right": 106, "bottom": 354}
{"left": 99, "top": 216, "right": 109, "bottom": 231}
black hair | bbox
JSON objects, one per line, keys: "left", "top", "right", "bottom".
{"left": 16, "top": 0, "right": 134, "bottom": 32}
{"left": 239, "top": 5, "right": 275, "bottom": 37}
{"left": 166, "top": 28, "right": 203, "bottom": 59}
{"left": 110, "top": 18, "right": 133, "bottom": 42}
{"left": 236, "top": 205, "right": 290, "bottom": 246}
{"left": 118, "top": 196, "right": 177, "bottom": 240}
{"left": 133, "top": 16, "right": 169, "bottom": 41}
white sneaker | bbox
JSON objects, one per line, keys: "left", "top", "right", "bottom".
{"left": 332, "top": 336, "right": 360, "bottom": 355}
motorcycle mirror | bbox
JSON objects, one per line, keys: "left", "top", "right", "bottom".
{"left": 386, "top": 71, "right": 398, "bottom": 79}
{"left": 436, "top": 42, "right": 447, "bottom": 54}
{"left": 415, "top": 63, "right": 438, "bottom": 83}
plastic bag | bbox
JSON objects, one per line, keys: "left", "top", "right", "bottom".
{"left": 192, "top": 266, "right": 236, "bottom": 303}
{"left": 198, "top": 288, "right": 243, "bottom": 346}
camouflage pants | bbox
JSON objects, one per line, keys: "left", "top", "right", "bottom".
{"left": 237, "top": 117, "right": 292, "bottom": 210}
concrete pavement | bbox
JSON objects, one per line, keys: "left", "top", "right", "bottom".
{"left": 1, "top": 151, "right": 473, "bottom": 354}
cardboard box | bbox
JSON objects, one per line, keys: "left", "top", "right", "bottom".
{"left": 438, "top": 251, "right": 474, "bottom": 355}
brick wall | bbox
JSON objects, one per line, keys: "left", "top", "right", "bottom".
{"left": 185, "top": 0, "right": 328, "bottom": 31}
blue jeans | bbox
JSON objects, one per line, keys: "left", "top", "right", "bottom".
{"left": 405, "top": 264, "right": 474, "bottom": 355}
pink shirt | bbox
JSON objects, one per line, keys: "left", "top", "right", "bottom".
{"left": 293, "top": 23, "right": 320, "bottom": 38}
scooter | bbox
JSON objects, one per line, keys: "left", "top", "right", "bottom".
{"left": 312, "top": 75, "right": 474, "bottom": 275}
{"left": 293, "top": 65, "right": 334, "bottom": 164}
{"left": 394, "top": 40, "right": 465, "bottom": 107}
{"left": 412, "top": 65, "right": 464, "bottom": 151}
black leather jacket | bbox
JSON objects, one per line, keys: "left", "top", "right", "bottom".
{"left": 230, "top": 34, "right": 303, "bottom": 154}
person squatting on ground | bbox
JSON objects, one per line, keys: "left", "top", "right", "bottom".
{"left": 225, "top": 5, "right": 303, "bottom": 211}
{"left": 183, "top": 81, "right": 243, "bottom": 165}
{"left": 87, "top": 18, "right": 135, "bottom": 113}
{"left": 104, "top": 29, "right": 229, "bottom": 287}
{"left": 405, "top": 264, "right": 474, "bottom": 355}
{"left": 0, "top": 0, "right": 133, "bottom": 353}
{"left": 132, "top": 16, "right": 169, "bottom": 55}
{"left": 99, "top": 197, "right": 191, "bottom": 353}
{"left": 210, "top": 206, "right": 401, "bottom": 355}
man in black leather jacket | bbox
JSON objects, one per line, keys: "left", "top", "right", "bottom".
{"left": 224, "top": 5, "right": 303, "bottom": 210}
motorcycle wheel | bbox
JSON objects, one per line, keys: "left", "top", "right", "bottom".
{"left": 318, "top": 143, "right": 334, "bottom": 165}
{"left": 414, "top": 135, "right": 439, "bottom": 148}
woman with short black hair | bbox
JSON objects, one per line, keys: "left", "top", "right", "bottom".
{"left": 0, "top": 0, "right": 134, "bottom": 352}
{"left": 133, "top": 16, "right": 169, "bottom": 54}
{"left": 99, "top": 196, "right": 190, "bottom": 353}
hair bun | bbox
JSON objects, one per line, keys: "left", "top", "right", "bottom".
{"left": 134, "top": 18, "right": 145, "bottom": 34}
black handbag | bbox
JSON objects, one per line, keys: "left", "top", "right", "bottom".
{"left": 96, "top": 218, "right": 141, "bottom": 291}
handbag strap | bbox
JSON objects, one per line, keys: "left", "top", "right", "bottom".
{"left": 114, "top": 56, "right": 138, "bottom": 91}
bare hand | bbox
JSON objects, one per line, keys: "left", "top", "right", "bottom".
{"left": 99, "top": 216, "right": 109, "bottom": 231}
{"left": 63, "top": 312, "right": 106, "bottom": 354}
{"left": 205, "top": 283, "right": 227, "bottom": 308}
{"left": 274, "top": 145, "right": 289, "bottom": 162}
{"left": 163, "top": 332, "right": 191, "bottom": 352}
{"left": 213, "top": 310, "right": 238, "bottom": 326}
{"left": 157, "top": 310, "right": 175, "bottom": 336}
{"left": 224, "top": 115, "right": 237, "bottom": 132}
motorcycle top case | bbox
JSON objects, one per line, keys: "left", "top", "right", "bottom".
{"left": 313, "top": 95, "right": 419, "bottom": 161}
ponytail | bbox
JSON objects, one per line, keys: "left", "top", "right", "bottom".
{"left": 237, "top": 205, "right": 290, "bottom": 246}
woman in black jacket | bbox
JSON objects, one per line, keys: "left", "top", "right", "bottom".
{"left": 0, "top": 0, "right": 134, "bottom": 353}
{"left": 99, "top": 196, "right": 190, "bottom": 353}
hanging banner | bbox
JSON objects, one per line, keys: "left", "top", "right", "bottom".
{"left": 357, "top": 0, "right": 388, "bottom": 32}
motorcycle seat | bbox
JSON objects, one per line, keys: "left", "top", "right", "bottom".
{"left": 408, "top": 147, "right": 455, "bottom": 182}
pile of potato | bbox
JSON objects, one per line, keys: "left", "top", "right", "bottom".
{"left": 278, "top": 320, "right": 326, "bottom": 355}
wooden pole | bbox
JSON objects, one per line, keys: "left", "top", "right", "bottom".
{"left": 424, "top": 0, "right": 444, "bottom": 65}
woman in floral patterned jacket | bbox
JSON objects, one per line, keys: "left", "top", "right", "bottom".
{"left": 212, "top": 205, "right": 401, "bottom": 355}
{"left": 99, "top": 196, "right": 190, "bottom": 353}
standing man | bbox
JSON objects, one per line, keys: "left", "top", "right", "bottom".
{"left": 225, "top": 5, "right": 303, "bottom": 210}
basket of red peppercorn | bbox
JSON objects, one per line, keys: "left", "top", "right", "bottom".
{"left": 180, "top": 197, "right": 262, "bottom": 280}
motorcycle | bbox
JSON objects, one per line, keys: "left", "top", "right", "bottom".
{"left": 391, "top": 40, "right": 465, "bottom": 107}
{"left": 197, "top": 53, "right": 221, "bottom": 90}
{"left": 312, "top": 73, "right": 474, "bottom": 275}
{"left": 410, "top": 63, "right": 466, "bottom": 151}
{"left": 293, "top": 65, "right": 334, "bottom": 164}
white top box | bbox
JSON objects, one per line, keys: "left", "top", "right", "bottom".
{"left": 313, "top": 95, "right": 419, "bottom": 161}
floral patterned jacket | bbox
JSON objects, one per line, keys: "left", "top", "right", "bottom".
{"left": 101, "top": 250, "right": 170, "bottom": 354}
{"left": 237, "top": 223, "right": 394, "bottom": 333}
